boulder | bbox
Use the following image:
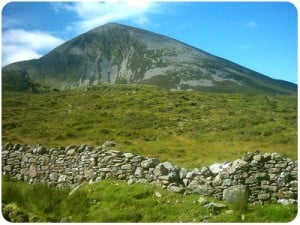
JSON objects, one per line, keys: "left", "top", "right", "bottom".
{"left": 223, "top": 185, "right": 247, "bottom": 203}
{"left": 28, "top": 165, "right": 37, "bottom": 178}
{"left": 141, "top": 158, "right": 160, "bottom": 169}
{"left": 179, "top": 168, "right": 188, "bottom": 179}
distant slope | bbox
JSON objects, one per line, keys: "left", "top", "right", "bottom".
{"left": 2, "top": 23, "right": 297, "bottom": 94}
{"left": 2, "top": 70, "right": 39, "bottom": 93}
{"left": 2, "top": 84, "right": 297, "bottom": 167}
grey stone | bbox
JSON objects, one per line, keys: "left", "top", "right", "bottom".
{"left": 232, "top": 159, "right": 248, "bottom": 169}
{"left": 201, "top": 166, "right": 212, "bottom": 177}
{"left": 253, "top": 154, "right": 262, "bottom": 161}
{"left": 186, "top": 171, "right": 195, "bottom": 179}
{"left": 209, "top": 163, "right": 224, "bottom": 174}
{"left": 134, "top": 167, "right": 143, "bottom": 176}
{"left": 188, "top": 181, "right": 214, "bottom": 195}
{"left": 141, "top": 158, "right": 160, "bottom": 169}
{"left": 121, "top": 164, "right": 132, "bottom": 170}
{"left": 102, "top": 141, "right": 117, "bottom": 148}
{"left": 66, "top": 149, "right": 76, "bottom": 156}
{"left": 222, "top": 179, "right": 232, "bottom": 186}
{"left": 223, "top": 185, "right": 247, "bottom": 203}
{"left": 277, "top": 199, "right": 297, "bottom": 205}
{"left": 123, "top": 152, "right": 135, "bottom": 158}
{"left": 245, "top": 175, "right": 257, "bottom": 184}
{"left": 198, "top": 196, "right": 209, "bottom": 205}
{"left": 179, "top": 168, "right": 188, "bottom": 179}
{"left": 3, "top": 165, "right": 12, "bottom": 172}
{"left": 257, "top": 193, "right": 270, "bottom": 200}
{"left": 242, "top": 152, "right": 255, "bottom": 162}
{"left": 278, "top": 191, "right": 295, "bottom": 199}
{"left": 212, "top": 175, "right": 222, "bottom": 186}
{"left": 28, "top": 165, "right": 37, "bottom": 178}
{"left": 168, "top": 184, "right": 185, "bottom": 193}
{"left": 99, "top": 168, "right": 112, "bottom": 172}
{"left": 49, "top": 172, "right": 58, "bottom": 181}
{"left": 58, "top": 175, "right": 67, "bottom": 183}
{"left": 154, "top": 163, "right": 171, "bottom": 176}
{"left": 204, "top": 202, "right": 227, "bottom": 213}
{"left": 155, "top": 191, "right": 162, "bottom": 198}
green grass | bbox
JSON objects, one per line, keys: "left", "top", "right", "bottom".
{"left": 2, "top": 175, "right": 297, "bottom": 222}
{"left": 2, "top": 84, "right": 297, "bottom": 168}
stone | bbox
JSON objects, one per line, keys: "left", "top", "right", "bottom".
{"left": 179, "top": 168, "right": 188, "bottom": 179}
{"left": 161, "top": 161, "right": 173, "bottom": 171}
{"left": 1, "top": 143, "right": 298, "bottom": 205}
{"left": 155, "top": 191, "right": 162, "bottom": 198}
{"left": 242, "top": 152, "right": 255, "bottom": 162}
{"left": 209, "top": 163, "right": 224, "bottom": 174}
{"left": 263, "top": 153, "right": 271, "bottom": 161}
{"left": 168, "top": 184, "right": 185, "bottom": 193}
{"left": 58, "top": 175, "right": 67, "bottom": 183}
{"left": 204, "top": 202, "right": 227, "bottom": 214}
{"left": 188, "top": 180, "right": 214, "bottom": 195}
{"left": 269, "top": 168, "right": 280, "bottom": 174}
{"left": 123, "top": 152, "right": 135, "bottom": 158}
{"left": 134, "top": 167, "right": 143, "bottom": 176}
{"left": 257, "top": 193, "right": 270, "bottom": 200}
{"left": 121, "top": 164, "right": 132, "bottom": 170}
{"left": 223, "top": 185, "right": 247, "bottom": 203}
{"left": 3, "top": 165, "right": 12, "bottom": 172}
{"left": 200, "top": 166, "right": 212, "bottom": 177}
{"left": 49, "top": 172, "right": 58, "bottom": 181}
{"left": 245, "top": 175, "right": 257, "bottom": 184}
{"left": 277, "top": 190, "right": 295, "bottom": 199}
{"left": 102, "top": 141, "right": 117, "bottom": 148}
{"left": 261, "top": 185, "right": 278, "bottom": 192}
{"left": 28, "top": 165, "right": 37, "bottom": 178}
{"left": 36, "top": 146, "right": 47, "bottom": 154}
{"left": 127, "top": 177, "right": 136, "bottom": 185}
{"left": 222, "top": 179, "right": 232, "bottom": 187}
{"left": 99, "top": 168, "right": 112, "bottom": 172}
{"left": 141, "top": 158, "right": 160, "bottom": 169}
{"left": 271, "top": 153, "right": 282, "bottom": 160}
{"left": 66, "top": 149, "right": 76, "bottom": 156}
{"left": 253, "top": 154, "right": 262, "bottom": 161}
{"left": 186, "top": 171, "right": 195, "bottom": 179}
{"left": 198, "top": 196, "right": 209, "bottom": 205}
{"left": 232, "top": 159, "right": 248, "bottom": 170}
{"left": 154, "top": 163, "right": 170, "bottom": 176}
{"left": 182, "top": 179, "right": 189, "bottom": 186}
{"left": 212, "top": 175, "right": 222, "bottom": 186}
{"left": 277, "top": 199, "right": 297, "bottom": 205}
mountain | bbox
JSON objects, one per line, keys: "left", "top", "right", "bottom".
{"left": 2, "top": 23, "right": 297, "bottom": 94}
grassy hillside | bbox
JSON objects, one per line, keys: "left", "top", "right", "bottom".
{"left": 2, "top": 84, "right": 297, "bottom": 168}
{"left": 2, "top": 176, "right": 297, "bottom": 222}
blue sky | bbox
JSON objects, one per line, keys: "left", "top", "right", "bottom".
{"left": 1, "top": 0, "right": 298, "bottom": 84}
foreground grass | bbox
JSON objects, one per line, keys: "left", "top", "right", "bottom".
{"left": 2, "top": 176, "right": 297, "bottom": 222}
{"left": 2, "top": 84, "right": 297, "bottom": 168}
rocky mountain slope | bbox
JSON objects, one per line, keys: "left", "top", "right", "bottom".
{"left": 2, "top": 23, "right": 297, "bottom": 94}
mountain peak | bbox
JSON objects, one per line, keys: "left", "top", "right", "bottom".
{"left": 2, "top": 24, "right": 296, "bottom": 94}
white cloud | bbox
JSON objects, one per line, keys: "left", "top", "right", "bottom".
{"left": 2, "top": 29, "right": 64, "bottom": 66}
{"left": 55, "top": 1, "right": 157, "bottom": 32}
{"left": 246, "top": 21, "right": 258, "bottom": 28}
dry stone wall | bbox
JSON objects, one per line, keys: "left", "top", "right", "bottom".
{"left": 2, "top": 142, "right": 297, "bottom": 205}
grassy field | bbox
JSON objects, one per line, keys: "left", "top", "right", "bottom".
{"left": 1, "top": 84, "right": 298, "bottom": 222}
{"left": 2, "top": 175, "right": 297, "bottom": 222}
{"left": 2, "top": 84, "right": 297, "bottom": 168}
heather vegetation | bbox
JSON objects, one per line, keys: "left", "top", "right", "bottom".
{"left": 2, "top": 84, "right": 297, "bottom": 222}
{"left": 2, "top": 84, "right": 297, "bottom": 168}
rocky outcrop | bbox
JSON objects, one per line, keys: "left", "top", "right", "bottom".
{"left": 2, "top": 142, "right": 297, "bottom": 205}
